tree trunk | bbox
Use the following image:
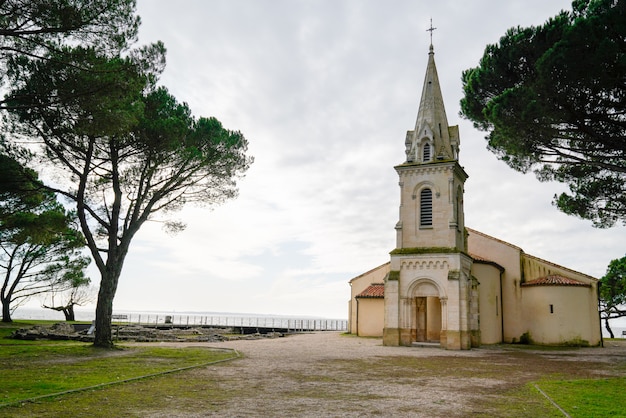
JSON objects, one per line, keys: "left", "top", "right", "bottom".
{"left": 64, "top": 305, "right": 75, "bottom": 321}
{"left": 93, "top": 261, "right": 124, "bottom": 348}
{"left": 1, "top": 299, "right": 11, "bottom": 322}
{"left": 604, "top": 317, "right": 614, "bottom": 339}
{"left": 1, "top": 278, "right": 13, "bottom": 322}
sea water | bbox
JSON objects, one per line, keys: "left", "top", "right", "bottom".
{"left": 11, "top": 307, "right": 348, "bottom": 331}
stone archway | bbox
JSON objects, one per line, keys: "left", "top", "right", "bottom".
{"left": 408, "top": 279, "right": 445, "bottom": 344}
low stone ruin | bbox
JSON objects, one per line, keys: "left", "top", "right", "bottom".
{"left": 10, "top": 322, "right": 83, "bottom": 341}
{"left": 9, "top": 322, "right": 285, "bottom": 342}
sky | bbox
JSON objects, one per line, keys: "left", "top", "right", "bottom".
{"left": 27, "top": 0, "right": 626, "bottom": 320}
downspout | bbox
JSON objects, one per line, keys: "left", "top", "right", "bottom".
{"left": 355, "top": 297, "right": 360, "bottom": 336}
{"left": 597, "top": 282, "right": 604, "bottom": 348}
{"left": 500, "top": 270, "right": 505, "bottom": 343}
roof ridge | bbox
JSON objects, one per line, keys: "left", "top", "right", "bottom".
{"left": 348, "top": 262, "right": 390, "bottom": 283}
{"left": 522, "top": 274, "right": 591, "bottom": 287}
{"left": 466, "top": 227, "right": 523, "bottom": 252}
{"left": 469, "top": 253, "right": 505, "bottom": 272}
{"left": 523, "top": 253, "right": 597, "bottom": 282}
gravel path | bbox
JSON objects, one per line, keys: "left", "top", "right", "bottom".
{"left": 142, "top": 332, "right": 626, "bottom": 417}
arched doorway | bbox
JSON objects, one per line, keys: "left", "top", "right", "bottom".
{"left": 415, "top": 296, "right": 442, "bottom": 342}
{"left": 409, "top": 279, "right": 444, "bottom": 343}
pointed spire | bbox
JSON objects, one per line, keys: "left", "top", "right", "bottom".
{"left": 404, "top": 31, "right": 460, "bottom": 164}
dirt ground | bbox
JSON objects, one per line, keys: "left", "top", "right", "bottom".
{"left": 136, "top": 332, "right": 626, "bottom": 417}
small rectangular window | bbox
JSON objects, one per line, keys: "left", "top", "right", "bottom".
{"left": 496, "top": 296, "right": 499, "bottom": 316}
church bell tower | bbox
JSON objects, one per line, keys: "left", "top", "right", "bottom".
{"left": 396, "top": 43, "right": 466, "bottom": 251}
{"left": 383, "top": 41, "right": 477, "bottom": 350}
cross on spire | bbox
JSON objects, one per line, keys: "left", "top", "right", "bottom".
{"left": 426, "top": 18, "right": 437, "bottom": 46}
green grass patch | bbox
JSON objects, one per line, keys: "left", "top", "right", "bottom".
{"left": 534, "top": 377, "right": 626, "bottom": 417}
{"left": 476, "top": 383, "right": 563, "bottom": 417}
{"left": 1, "top": 324, "right": 624, "bottom": 417}
{"left": 1, "top": 367, "right": 237, "bottom": 417}
{"left": 0, "top": 339, "right": 237, "bottom": 406}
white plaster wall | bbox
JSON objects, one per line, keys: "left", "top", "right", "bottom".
{"left": 357, "top": 298, "right": 384, "bottom": 337}
{"left": 467, "top": 229, "right": 524, "bottom": 343}
{"left": 522, "top": 286, "right": 601, "bottom": 346}
{"left": 472, "top": 263, "right": 503, "bottom": 344}
{"left": 348, "top": 263, "right": 389, "bottom": 333}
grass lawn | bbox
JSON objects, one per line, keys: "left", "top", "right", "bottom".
{"left": 0, "top": 321, "right": 238, "bottom": 408}
{"left": 534, "top": 376, "right": 626, "bottom": 417}
{"left": 1, "top": 321, "right": 625, "bottom": 417}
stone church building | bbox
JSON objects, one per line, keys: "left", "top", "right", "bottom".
{"left": 348, "top": 44, "right": 601, "bottom": 349}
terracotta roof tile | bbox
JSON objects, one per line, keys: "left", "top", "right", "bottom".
{"left": 521, "top": 275, "right": 590, "bottom": 288}
{"left": 356, "top": 283, "right": 385, "bottom": 298}
{"left": 469, "top": 254, "right": 490, "bottom": 262}
{"left": 523, "top": 254, "right": 597, "bottom": 282}
{"left": 469, "top": 253, "right": 505, "bottom": 272}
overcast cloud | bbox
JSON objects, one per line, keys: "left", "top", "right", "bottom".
{"left": 51, "top": 0, "right": 625, "bottom": 319}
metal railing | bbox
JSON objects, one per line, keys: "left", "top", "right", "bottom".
{"left": 112, "top": 313, "right": 347, "bottom": 332}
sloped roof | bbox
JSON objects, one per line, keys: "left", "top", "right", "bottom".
{"left": 523, "top": 253, "right": 597, "bottom": 282}
{"left": 466, "top": 227, "right": 523, "bottom": 252}
{"left": 467, "top": 227, "right": 597, "bottom": 282}
{"left": 521, "top": 275, "right": 591, "bottom": 288}
{"left": 356, "top": 283, "right": 385, "bottom": 298}
{"left": 469, "top": 253, "right": 505, "bottom": 272}
{"left": 349, "top": 262, "right": 390, "bottom": 284}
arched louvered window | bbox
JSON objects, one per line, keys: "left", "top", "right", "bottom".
{"left": 420, "top": 188, "right": 433, "bottom": 226}
{"left": 422, "top": 143, "right": 431, "bottom": 162}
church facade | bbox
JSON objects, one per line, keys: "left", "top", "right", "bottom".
{"left": 348, "top": 45, "right": 601, "bottom": 349}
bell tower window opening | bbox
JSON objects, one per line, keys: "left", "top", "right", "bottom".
{"left": 422, "top": 142, "right": 431, "bottom": 162}
{"left": 456, "top": 186, "right": 463, "bottom": 232}
{"left": 420, "top": 188, "right": 433, "bottom": 226}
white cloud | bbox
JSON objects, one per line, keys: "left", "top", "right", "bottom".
{"left": 73, "top": 0, "right": 626, "bottom": 318}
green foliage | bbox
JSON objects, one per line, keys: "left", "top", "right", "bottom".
{"left": 0, "top": 0, "right": 140, "bottom": 103}
{"left": 0, "top": 154, "right": 45, "bottom": 216}
{"left": 600, "top": 255, "right": 626, "bottom": 307}
{"left": 1, "top": 2, "right": 252, "bottom": 346}
{"left": 5, "top": 46, "right": 151, "bottom": 141}
{"left": 460, "top": 0, "right": 626, "bottom": 227}
{"left": 599, "top": 254, "right": 626, "bottom": 337}
{"left": 0, "top": 155, "right": 89, "bottom": 322}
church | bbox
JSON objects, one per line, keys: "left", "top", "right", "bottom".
{"left": 347, "top": 43, "right": 601, "bottom": 349}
